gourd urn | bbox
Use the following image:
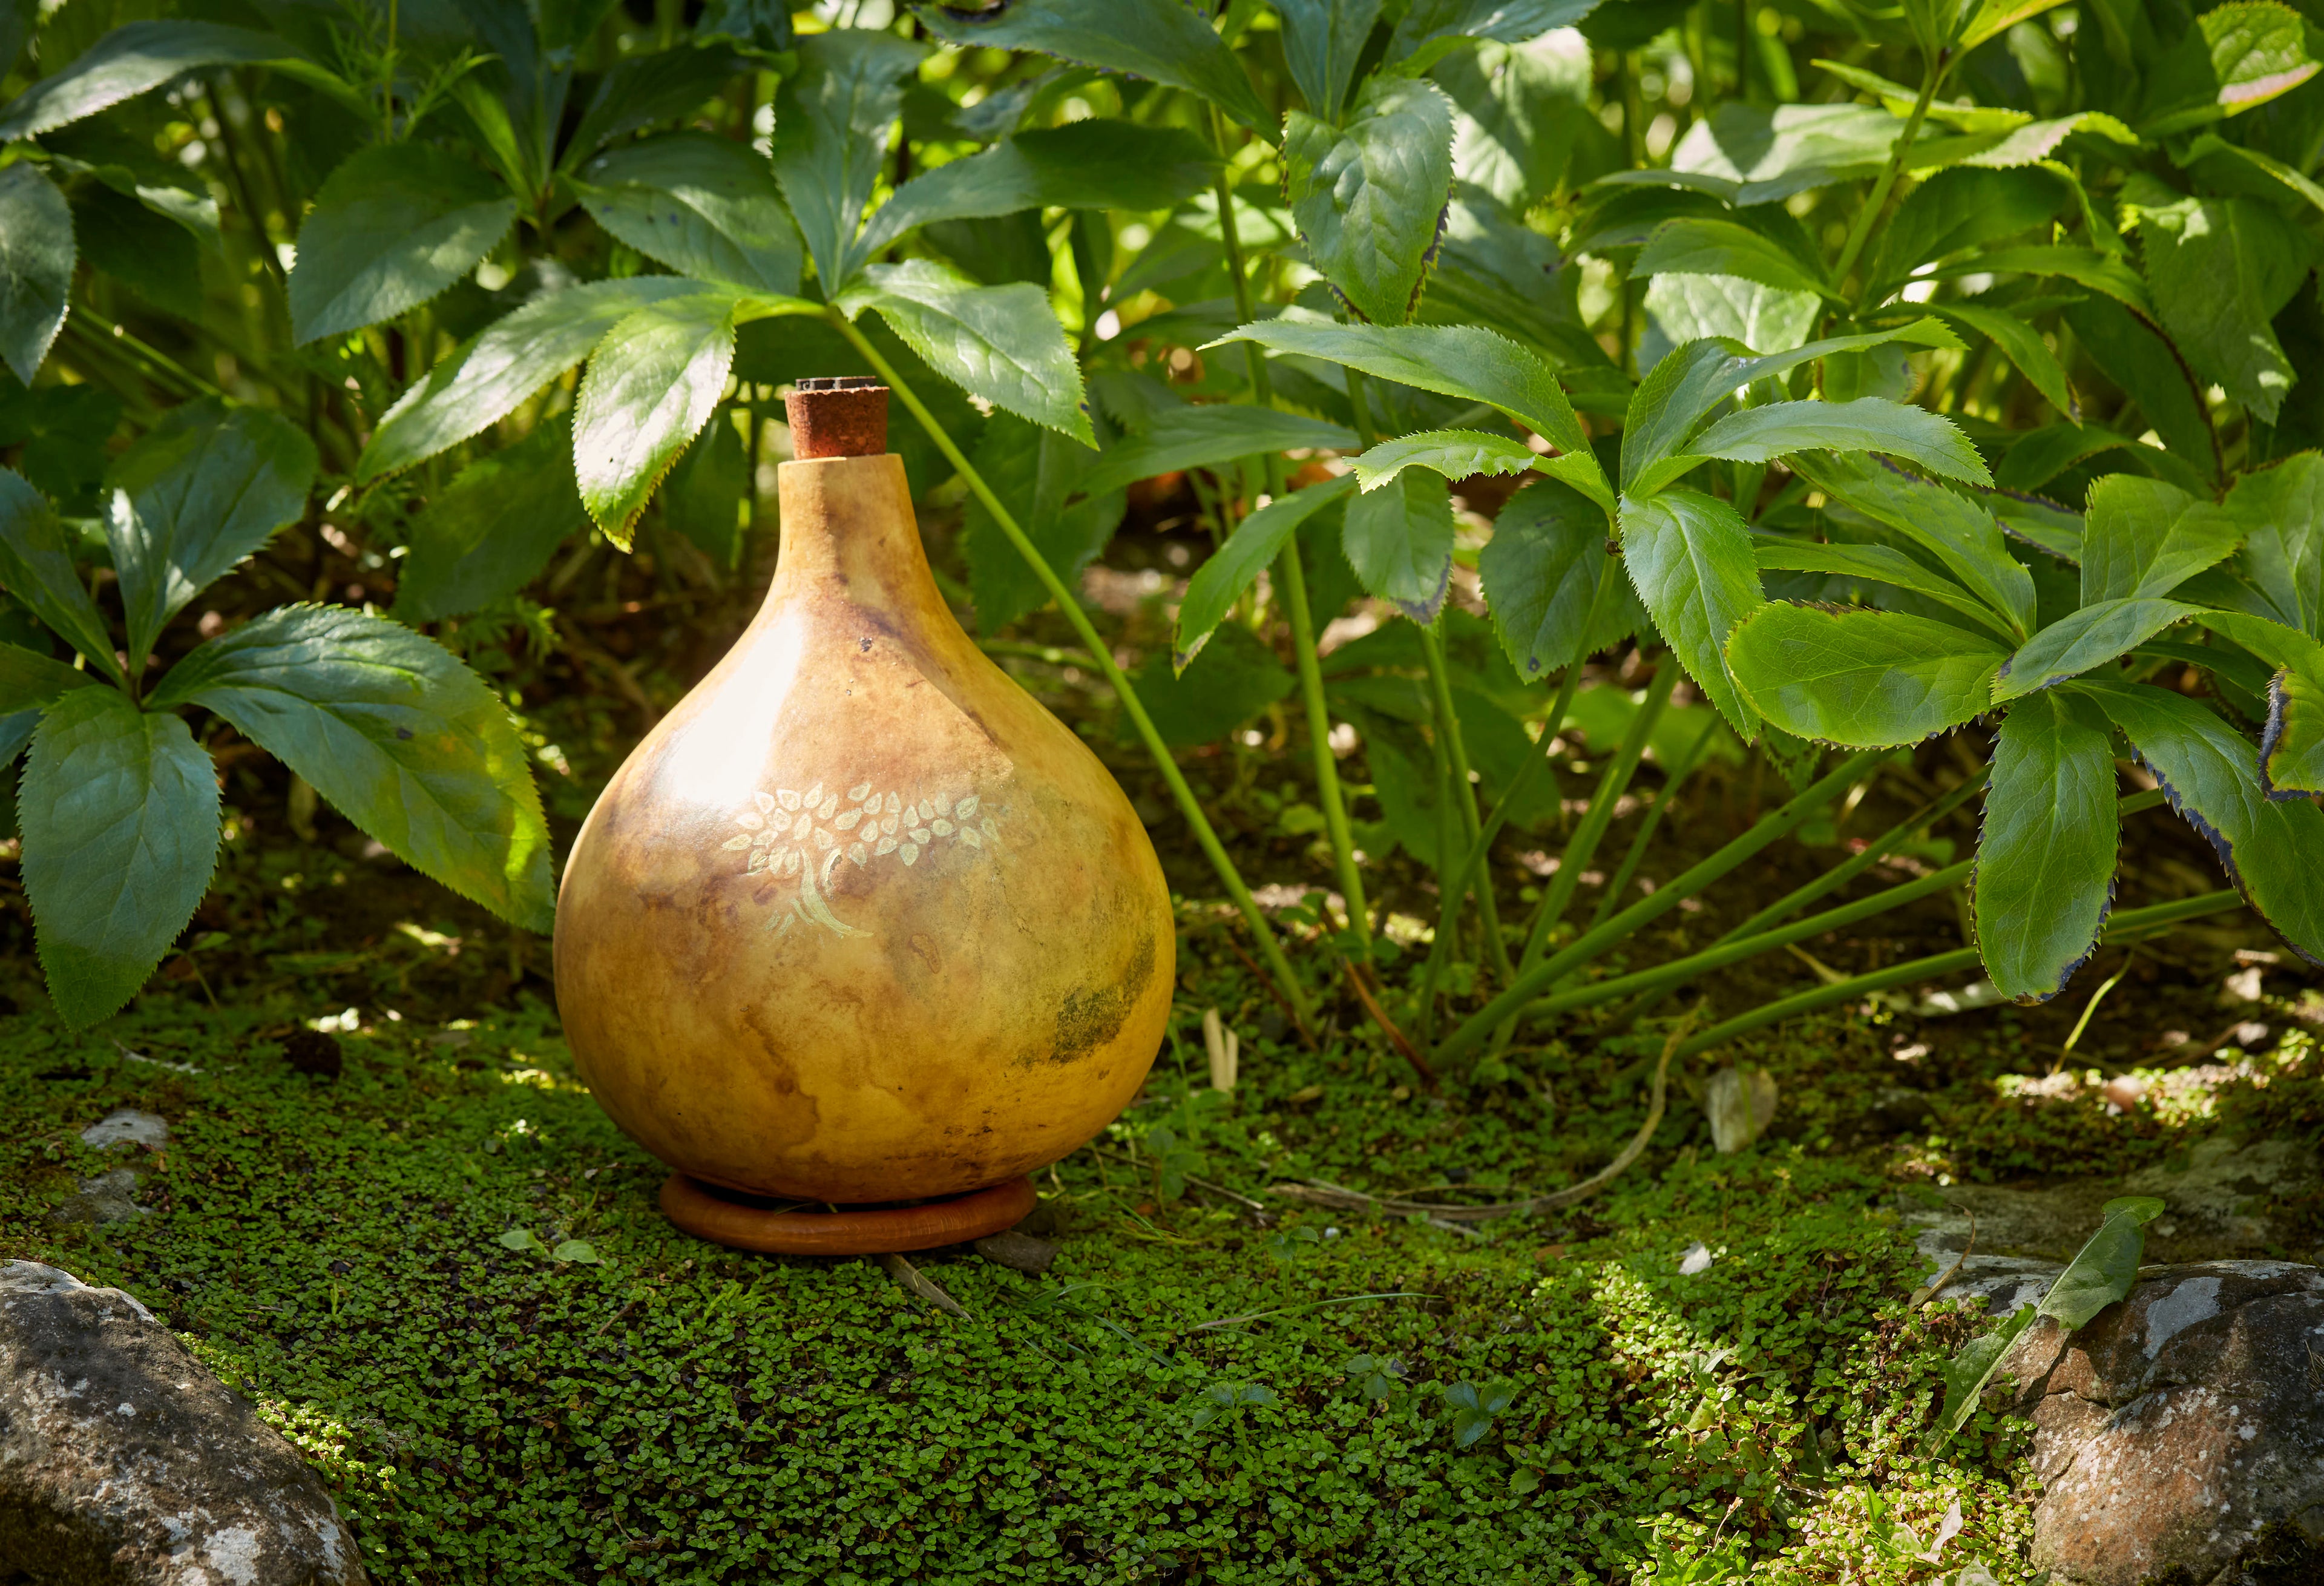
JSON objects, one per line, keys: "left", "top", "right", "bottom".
{"left": 553, "top": 380, "right": 1173, "bottom": 1251}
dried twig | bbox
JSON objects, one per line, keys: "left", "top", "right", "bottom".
{"left": 1910, "top": 1206, "right": 1978, "bottom": 1309}
{"left": 875, "top": 1252, "right": 968, "bottom": 1317}
{"left": 1219, "top": 935, "right": 1314, "bottom": 1047}
{"left": 1341, "top": 959, "right": 1437, "bottom": 1090}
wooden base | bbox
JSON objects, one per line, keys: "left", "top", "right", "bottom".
{"left": 658, "top": 1172, "right": 1036, "bottom": 1255}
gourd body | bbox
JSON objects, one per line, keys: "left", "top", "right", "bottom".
{"left": 554, "top": 453, "right": 1171, "bottom": 1203}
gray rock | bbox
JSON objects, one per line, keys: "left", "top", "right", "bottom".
{"left": 79, "top": 1110, "right": 167, "bottom": 1152}
{"left": 1992, "top": 1261, "right": 2324, "bottom": 1586}
{"left": 0, "top": 1260, "right": 367, "bottom": 1585}
{"left": 1902, "top": 1136, "right": 2320, "bottom": 1268}
{"left": 974, "top": 1231, "right": 1059, "bottom": 1275}
{"left": 48, "top": 1169, "right": 148, "bottom": 1227}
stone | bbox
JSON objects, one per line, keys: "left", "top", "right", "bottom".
{"left": 1901, "top": 1135, "right": 2322, "bottom": 1268}
{"left": 974, "top": 1231, "right": 1059, "bottom": 1275}
{"left": 1971, "top": 1260, "right": 2324, "bottom": 1586}
{"left": 79, "top": 1110, "right": 167, "bottom": 1152}
{"left": 0, "top": 1260, "right": 367, "bottom": 1585}
{"left": 48, "top": 1169, "right": 148, "bottom": 1228}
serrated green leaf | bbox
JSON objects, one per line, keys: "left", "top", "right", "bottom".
{"left": 1207, "top": 319, "right": 1603, "bottom": 504}
{"left": 1284, "top": 77, "right": 1456, "bottom": 327}
{"left": 358, "top": 278, "right": 705, "bottom": 480}
{"left": 1273, "top": 0, "right": 1383, "bottom": 122}
{"left": 665, "top": 411, "right": 750, "bottom": 571}
{"left": 1389, "top": 0, "right": 1603, "bottom": 72}
{"left": 1642, "top": 272, "right": 1819, "bottom": 364}
{"left": 2215, "top": 452, "right": 2323, "bottom": 635}
{"left": 2077, "top": 676, "right": 2324, "bottom": 963}
{"left": 395, "top": 418, "right": 586, "bottom": 622}
{"left": 572, "top": 293, "right": 740, "bottom": 545}
{"left": 1175, "top": 475, "right": 1356, "bottom": 671}
{"left": 287, "top": 143, "right": 518, "bottom": 345}
{"left": 1618, "top": 488, "right": 1764, "bottom": 736}
{"left": 20, "top": 687, "right": 219, "bottom": 1027}
{"left": 2182, "top": 611, "right": 2324, "bottom": 797}
{"left": 0, "top": 163, "right": 73, "bottom": 384}
{"left": 1659, "top": 102, "right": 1901, "bottom": 205}
{"left": 917, "top": 0, "right": 1269, "bottom": 131}
{"left": 2263, "top": 661, "right": 2324, "bottom": 796}
{"left": 149, "top": 606, "right": 554, "bottom": 934}
{"left": 771, "top": 27, "right": 928, "bottom": 294}
{"left": 1995, "top": 423, "right": 2207, "bottom": 496}
{"left": 1727, "top": 604, "right": 2009, "bottom": 747}
{"left": 1618, "top": 323, "right": 1962, "bottom": 495}
{"left": 1074, "top": 404, "right": 1355, "bottom": 500}
{"left": 0, "top": 468, "right": 122, "bottom": 683}
{"left": 2061, "top": 296, "right": 2219, "bottom": 479}
{"left": 1752, "top": 538, "right": 2018, "bottom": 643}
{"left": 574, "top": 132, "right": 803, "bottom": 296}
{"left": 1957, "top": 0, "right": 2073, "bottom": 51}
{"left": 1633, "top": 217, "right": 1833, "bottom": 300}
{"left": 1351, "top": 429, "right": 1538, "bottom": 492}
{"left": 1932, "top": 246, "right": 2154, "bottom": 317}
{"left": 1977, "top": 690, "right": 2118, "bottom": 1001}
{"left": 962, "top": 409, "right": 1124, "bottom": 634}
{"left": 562, "top": 45, "right": 750, "bottom": 171}
{"left": 1480, "top": 477, "right": 1646, "bottom": 680}
{"left": 1994, "top": 599, "right": 2198, "bottom": 701}
{"left": 1342, "top": 470, "right": 1456, "bottom": 624}
{"left": 840, "top": 260, "right": 1091, "bottom": 444}
{"left": 1923, "top": 301, "right": 2077, "bottom": 422}
{"left": 102, "top": 400, "right": 317, "bottom": 670}
{"left": 2137, "top": 192, "right": 2313, "bottom": 423}
{"left": 0, "top": 640, "right": 95, "bottom": 715}
{"left": 2141, "top": 1, "right": 2322, "bottom": 137}
{"left": 0, "top": 21, "right": 323, "bottom": 141}
{"left": 2082, "top": 474, "right": 2244, "bottom": 604}
{"left": 1958, "top": 110, "right": 2139, "bottom": 168}
{"left": 1793, "top": 451, "right": 2036, "bottom": 639}
{"left": 855, "top": 120, "right": 1219, "bottom": 269}
{"left": 1638, "top": 397, "right": 1990, "bottom": 497}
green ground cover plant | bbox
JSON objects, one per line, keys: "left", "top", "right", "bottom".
{"left": 7, "top": 0, "right": 2324, "bottom": 1576}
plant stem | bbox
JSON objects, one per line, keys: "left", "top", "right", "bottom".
{"left": 1604, "top": 763, "right": 1984, "bottom": 1031}
{"left": 1670, "top": 890, "right": 2245, "bottom": 1062}
{"left": 1539, "top": 859, "right": 1974, "bottom": 1021}
{"left": 1409, "top": 555, "right": 1620, "bottom": 1027}
{"left": 1589, "top": 706, "right": 1722, "bottom": 931}
{"left": 1434, "top": 751, "right": 1880, "bottom": 1068}
{"left": 1833, "top": 54, "right": 1943, "bottom": 295}
{"left": 828, "top": 310, "right": 1315, "bottom": 1027}
{"left": 1518, "top": 656, "right": 1676, "bottom": 974}
{"left": 1418, "top": 621, "right": 1514, "bottom": 987}
{"left": 1211, "top": 111, "right": 1371, "bottom": 949}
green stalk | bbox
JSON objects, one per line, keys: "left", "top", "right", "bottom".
{"left": 1589, "top": 707, "right": 1722, "bottom": 932}
{"left": 1833, "top": 54, "right": 1943, "bottom": 295}
{"left": 1669, "top": 890, "right": 2245, "bottom": 1063}
{"left": 1434, "top": 751, "right": 1881, "bottom": 1068}
{"left": 1534, "top": 858, "right": 1975, "bottom": 1021}
{"left": 829, "top": 310, "right": 1314, "bottom": 1025}
{"left": 1518, "top": 658, "right": 1676, "bottom": 973}
{"left": 1211, "top": 114, "right": 1371, "bottom": 949}
{"left": 1409, "top": 555, "right": 1620, "bottom": 1024}
{"left": 1606, "top": 764, "right": 1983, "bottom": 1033}
{"left": 1419, "top": 621, "right": 1514, "bottom": 987}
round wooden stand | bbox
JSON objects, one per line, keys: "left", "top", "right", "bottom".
{"left": 658, "top": 1171, "right": 1036, "bottom": 1255}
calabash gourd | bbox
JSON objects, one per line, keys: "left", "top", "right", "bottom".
{"left": 554, "top": 381, "right": 1173, "bottom": 1250}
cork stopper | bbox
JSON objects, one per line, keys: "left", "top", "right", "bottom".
{"left": 786, "top": 376, "right": 888, "bottom": 459}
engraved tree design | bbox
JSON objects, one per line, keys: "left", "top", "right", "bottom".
{"left": 719, "top": 778, "right": 1002, "bottom": 938}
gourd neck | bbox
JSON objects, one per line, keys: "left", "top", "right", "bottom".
{"left": 764, "top": 453, "right": 947, "bottom": 629}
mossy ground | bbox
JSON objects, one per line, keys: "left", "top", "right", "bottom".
{"left": 7, "top": 814, "right": 2318, "bottom": 1585}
